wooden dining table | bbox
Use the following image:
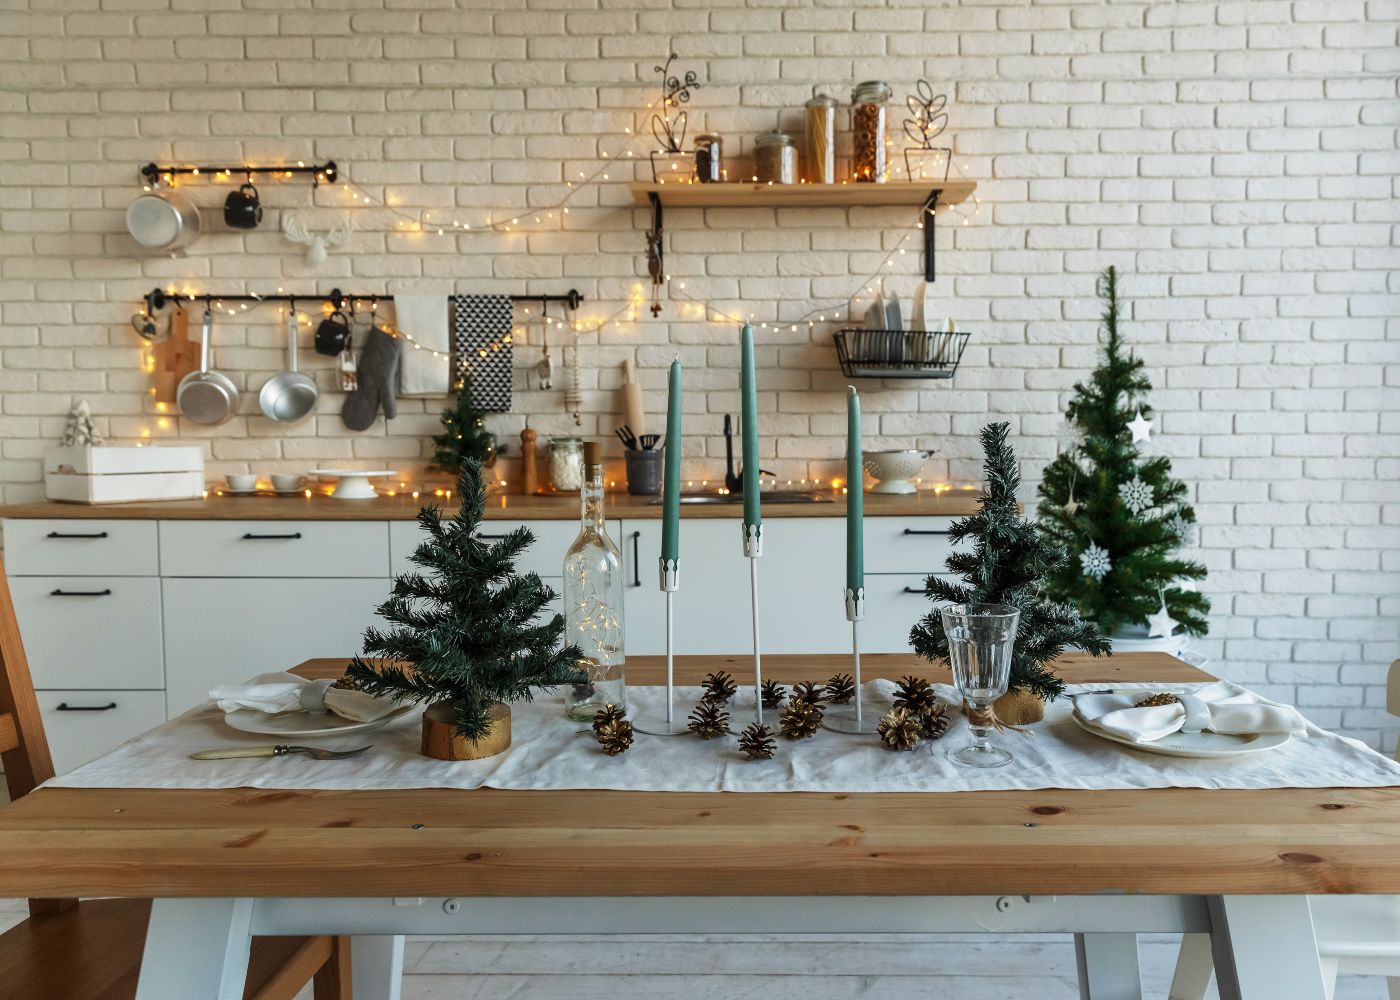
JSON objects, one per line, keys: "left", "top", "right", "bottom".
{"left": 1, "top": 651, "right": 1398, "bottom": 1000}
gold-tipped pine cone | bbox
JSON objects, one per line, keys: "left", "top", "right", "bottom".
{"left": 687, "top": 699, "right": 731, "bottom": 740}
{"left": 878, "top": 708, "right": 922, "bottom": 752}
{"left": 738, "top": 722, "right": 777, "bottom": 760}
{"left": 919, "top": 701, "right": 951, "bottom": 740}
{"left": 591, "top": 703, "right": 627, "bottom": 736}
{"left": 595, "top": 718, "right": 634, "bottom": 756}
{"left": 779, "top": 698, "right": 824, "bottom": 740}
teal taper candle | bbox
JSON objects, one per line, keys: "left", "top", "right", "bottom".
{"left": 740, "top": 324, "right": 761, "bottom": 533}
{"left": 661, "top": 356, "right": 682, "bottom": 566}
{"left": 846, "top": 385, "right": 864, "bottom": 593}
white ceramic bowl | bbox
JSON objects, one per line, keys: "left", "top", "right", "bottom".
{"left": 861, "top": 449, "right": 931, "bottom": 494}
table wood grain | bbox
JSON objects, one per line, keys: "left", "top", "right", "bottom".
{"left": 2, "top": 653, "right": 1397, "bottom": 900}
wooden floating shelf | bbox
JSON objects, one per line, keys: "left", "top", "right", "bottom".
{"left": 629, "top": 179, "right": 977, "bottom": 209}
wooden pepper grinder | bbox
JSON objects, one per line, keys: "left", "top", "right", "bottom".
{"left": 520, "top": 425, "right": 538, "bottom": 496}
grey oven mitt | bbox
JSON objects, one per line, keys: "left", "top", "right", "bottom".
{"left": 341, "top": 326, "right": 401, "bottom": 431}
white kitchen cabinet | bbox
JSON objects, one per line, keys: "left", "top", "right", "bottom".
{"left": 35, "top": 689, "right": 166, "bottom": 775}
{"left": 160, "top": 521, "right": 389, "bottom": 578}
{"left": 3, "top": 519, "right": 158, "bottom": 576}
{"left": 863, "top": 516, "right": 956, "bottom": 573}
{"left": 161, "top": 577, "right": 389, "bottom": 716}
{"left": 390, "top": 517, "right": 617, "bottom": 582}
{"left": 7, "top": 576, "right": 164, "bottom": 689}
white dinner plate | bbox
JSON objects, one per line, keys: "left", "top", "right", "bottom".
{"left": 224, "top": 704, "right": 414, "bottom": 738}
{"left": 1071, "top": 711, "right": 1291, "bottom": 759}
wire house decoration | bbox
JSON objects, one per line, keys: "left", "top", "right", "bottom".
{"left": 902, "top": 80, "right": 952, "bottom": 182}
{"left": 833, "top": 327, "right": 971, "bottom": 380}
{"left": 648, "top": 51, "right": 702, "bottom": 184}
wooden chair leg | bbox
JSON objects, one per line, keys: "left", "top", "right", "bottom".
{"left": 313, "top": 936, "right": 352, "bottom": 1000}
{"left": 1169, "top": 932, "right": 1214, "bottom": 1000}
{"left": 1318, "top": 956, "right": 1338, "bottom": 1000}
{"left": 1385, "top": 974, "right": 1400, "bottom": 1000}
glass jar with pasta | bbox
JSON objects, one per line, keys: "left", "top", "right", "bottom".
{"left": 851, "top": 80, "right": 892, "bottom": 183}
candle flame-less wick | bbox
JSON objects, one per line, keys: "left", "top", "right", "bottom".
{"left": 847, "top": 385, "right": 856, "bottom": 395}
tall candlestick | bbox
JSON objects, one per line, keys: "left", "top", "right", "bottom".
{"left": 660, "top": 356, "right": 682, "bottom": 574}
{"left": 740, "top": 323, "right": 762, "bottom": 550}
{"left": 846, "top": 386, "right": 863, "bottom": 595}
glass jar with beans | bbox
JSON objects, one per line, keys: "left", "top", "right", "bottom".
{"left": 754, "top": 129, "right": 797, "bottom": 185}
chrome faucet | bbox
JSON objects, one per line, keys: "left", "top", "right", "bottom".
{"left": 723, "top": 414, "right": 773, "bottom": 493}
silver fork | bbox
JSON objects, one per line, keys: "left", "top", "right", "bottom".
{"left": 190, "top": 745, "right": 373, "bottom": 761}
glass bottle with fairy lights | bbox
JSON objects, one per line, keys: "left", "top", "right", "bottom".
{"left": 562, "top": 442, "right": 626, "bottom": 721}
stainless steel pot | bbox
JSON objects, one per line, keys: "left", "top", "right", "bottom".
{"left": 258, "top": 310, "right": 318, "bottom": 422}
{"left": 177, "top": 310, "right": 240, "bottom": 425}
{"left": 126, "top": 189, "right": 202, "bottom": 252}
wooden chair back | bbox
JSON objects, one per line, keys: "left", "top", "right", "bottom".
{"left": 0, "top": 555, "right": 55, "bottom": 802}
{"left": 1388, "top": 659, "right": 1399, "bottom": 762}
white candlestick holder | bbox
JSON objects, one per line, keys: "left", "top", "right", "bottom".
{"left": 634, "top": 559, "right": 688, "bottom": 736}
{"left": 825, "top": 587, "right": 880, "bottom": 734}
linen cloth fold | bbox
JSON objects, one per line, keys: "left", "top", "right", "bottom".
{"left": 210, "top": 672, "right": 399, "bottom": 724}
{"left": 1073, "top": 680, "right": 1308, "bottom": 744}
{"left": 391, "top": 294, "right": 450, "bottom": 397}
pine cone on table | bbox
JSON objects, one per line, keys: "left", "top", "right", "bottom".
{"left": 591, "top": 703, "right": 627, "bottom": 735}
{"left": 737, "top": 722, "right": 776, "bottom": 760}
{"left": 761, "top": 679, "right": 787, "bottom": 710}
{"left": 792, "top": 681, "right": 826, "bottom": 705}
{"left": 878, "top": 708, "right": 922, "bottom": 752}
{"left": 779, "top": 698, "right": 824, "bottom": 740}
{"left": 919, "top": 701, "right": 951, "bottom": 740}
{"left": 893, "top": 675, "right": 938, "bottom": 715}
{"left": 824, "top": 672, "right": 855, "bottom": 705}
{"left": 687, "top": 699, "right": 731, "bottom": 740}
{"left": 595, "top": 718, "right": 635, "bottom": 756}
{"left": 700, "top": 670, "right": 738, "bottom": 705}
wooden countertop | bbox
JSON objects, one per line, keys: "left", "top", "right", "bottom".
{"left": 0, "top": 490, "right": 980, "bottom": 521}
{"left": 4, "top": 653, "right": 1400, "bottom": 899}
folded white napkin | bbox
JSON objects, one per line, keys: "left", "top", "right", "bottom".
{"left": 1073, "top": 680, "right": 1309, "bottom": 744}
{"left": 210, "top": 672, "right": 399, "bottom": 723}
{"left": 392, "top": 294, "right": 450, "bottom": 397}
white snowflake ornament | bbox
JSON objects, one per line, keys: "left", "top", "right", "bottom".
{"left": 1080, "top": 543, "right": 1111, "bottom": 580}
{"left": 1118, "top": 475, "right": 1154, "bottom": 514}
{"left": 1167, "top": 512, "right": 1197, "bottom": 546}
{"left": 1127, "top": 409, "right": 1153, "bottom": 445}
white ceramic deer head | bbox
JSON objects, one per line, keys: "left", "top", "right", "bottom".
{"left": 282, "top": 213, "right": 353, "bottom": 265}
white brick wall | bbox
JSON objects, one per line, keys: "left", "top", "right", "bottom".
{"left": 1, "top": 0, "right": 1396, "bottom": 747}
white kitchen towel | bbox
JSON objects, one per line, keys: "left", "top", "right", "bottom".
{"left": 52, "top": 682, "right": 1400, "bottom": 794}
{"left": 391, "top": 294, "right": 450, "bottom": 397}
{"left": 1073, "top": 680, "right": 1309, "bottom": 744}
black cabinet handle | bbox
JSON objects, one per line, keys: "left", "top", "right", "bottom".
{"left": 903, "top": 586, "right": 923, "bottom": 594}
{"left": 240, "top": 532, "right": 303, "bottom": 540}
{"left": 476, "top": 533, "right": 510, "bottom": 541}
{"left": 630, "top": 531, "right": 641, "bottom": 587}
{"left": 46, "top": 531, "right": 109, "bottom": 539}
{"left": 902, "top": 528, "right": 949, "bottom": 536}
{"left": 50, "top": 588, "right": 112, "bottom": 597}
{"left": 55, "top": 702, "right": 117, "bottom": 712}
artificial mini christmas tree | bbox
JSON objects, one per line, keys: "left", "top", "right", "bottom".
{"left": 347, "top": 458, "right": 582, "bottom": 758}
{"left": 1036, "top": 266, "right": 1210, "bottom": 638}
{"left": 910, "top": 422, "right": 1109, "bottom": 708}
{"left": 429, "top": 384, "right": 503, "bottom": 475}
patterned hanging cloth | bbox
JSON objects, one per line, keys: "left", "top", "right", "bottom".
{"left": 450, "top": 294, "right": 513, "bottom": 412}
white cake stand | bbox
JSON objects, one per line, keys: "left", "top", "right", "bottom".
{"left": 311, "top": 469, "right": 397, "bottom": 500}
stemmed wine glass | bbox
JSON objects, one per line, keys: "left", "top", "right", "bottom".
{"left": 941, "top": 603, "right": 1020, "bottom": 768}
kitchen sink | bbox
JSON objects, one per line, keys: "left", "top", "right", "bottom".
{"left": 649, "top": 491, "right": 833, "bottom": 505}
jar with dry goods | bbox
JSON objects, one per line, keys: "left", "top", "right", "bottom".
{"left": 695, "top": 133, "right": 722, "bottom": 183}
{"left": 804, "top": 95, "right": 837, "bottom": 184}
{"left": 754, "top": 129, "right": 797, "bottom": 185}
{"left": 851, "top": 80, "right": 892, "bottom": 183}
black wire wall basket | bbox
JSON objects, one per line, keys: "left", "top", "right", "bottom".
{"left": 833, "top": 328, "right": 971, "bottom": 380}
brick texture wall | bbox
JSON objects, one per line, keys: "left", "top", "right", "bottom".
{"left": 1, "top": 1, "right": 1396, "bottom": 746}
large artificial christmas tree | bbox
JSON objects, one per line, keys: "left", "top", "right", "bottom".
{"left": 910, "top": 422, "right": 1109, "bottom": 703}
{"left": 1037, "top": 266, "right": 1210, "bottom": 638}
{"left": 429, "top": 385, "right": 503, "bottom": 475}
{"left": 347, "top": 459, "right": 583, "bottom": 746}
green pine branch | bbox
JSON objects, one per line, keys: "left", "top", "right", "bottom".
{"left": 909, "top": 422, "right": 1110, "bottom": 701}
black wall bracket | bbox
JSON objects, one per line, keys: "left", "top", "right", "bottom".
{"left": 922, "top": 189, "right": 942, "bottom": 282}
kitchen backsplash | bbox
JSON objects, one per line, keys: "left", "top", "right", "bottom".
{"left": 0, "top": 0, "right": 1396, "bottom": 745}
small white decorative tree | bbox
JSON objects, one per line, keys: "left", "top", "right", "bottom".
{"left": 60, "top": 400, "right": 103, "bottom": 447}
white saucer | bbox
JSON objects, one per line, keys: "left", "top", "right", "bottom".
{"left": 1071, "top": 712, "right": 1290, "bottom": 759}
{"left": 224, "top": 704, "right": 414, "bottom": 738}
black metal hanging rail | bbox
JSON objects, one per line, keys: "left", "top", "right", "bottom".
{"left": 140, "top": 160, "right": 338, "bottom": 187}
{"left": 143, "top": 287, "right": 584, "bottom": 313}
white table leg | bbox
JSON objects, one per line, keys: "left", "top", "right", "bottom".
{"left": 1075, "top": 932, "right": 1143, "bottom": 1000}
{"left": 1209, "top": 895, "right": 1326, "bottom": 1000}
{"left": 135, "top": 898, "right": 253, "bottom": 1000}
{"left": 1169, "top": 932, "right": 1215, "bottom": 1000}
{"left": 351, "top": 934, "right": 405, "bottom": 1000}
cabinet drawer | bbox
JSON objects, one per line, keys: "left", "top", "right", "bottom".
{"left": 37, "top": 689, "right": 166, "bottom": 775}
{"left": 861, "top": 573, "right": 954, "bottom": 654}
{"left": 9, "top": 576, "right": 164, "bottom": 689}
{"left": 159, "top": 521, "right": 389, "bottom": 578}
{"left": 864, "top": 517, "right": 958, "bottom": 574}
{"left": 391, "top": 519, "right": 619, "bottom": 582}
{"left": 3, "top": 519, "right": 158, "bottom": 576}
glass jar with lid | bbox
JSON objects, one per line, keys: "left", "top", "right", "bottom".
{"left": 804, "top": 95, "right": 837, "bottom": 184}
{"left": 548, "top": 436, "right": 584, "bottom": 492}
{"left": 754, "top": 129, "right": 797, "bottom": 185}
{"left": 695, "top": 133, "right": 722, "bottom": 183}
{"left": 851, "top": 80, "right": 892, "bottom": 183}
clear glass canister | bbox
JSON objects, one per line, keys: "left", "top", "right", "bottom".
{"left": 695, "top": 133, "right": 722, "bottom": 183}
{"left": 562, "top": 457, "right": 625, "bottom": 721}
{"left": 548, "top": 436, "right": 584, "bottom": 492}
{"left": 754, "top": 129, "right": 797, "bottom": 185}
{"left": 851, "top": 80, "right": 891, "bottom": 183}
{"left": 804, "top": 95, "right": 837, "bottom": 184}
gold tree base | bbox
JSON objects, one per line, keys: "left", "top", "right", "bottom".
{"left": 421, "top": 701, "right": 511, "bottom": 760}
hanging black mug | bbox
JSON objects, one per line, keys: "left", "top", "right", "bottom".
{"left": 223, "top": 182, "right": 262, "bottom": 229}
{"left": 314, "top": 310, "right": 351, "bottom": 356}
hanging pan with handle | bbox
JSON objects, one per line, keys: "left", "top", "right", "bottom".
{"left": 177, "top": 309, "right": 240, "bottom": 425}
{"left": 258, "top": 302, "right": 319, "bottom": 422}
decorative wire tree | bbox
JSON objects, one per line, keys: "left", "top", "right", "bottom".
{"left": 429, "top": 382, "right": 503, "bottom": 475}
{"left": 910, "top": 422, "right": 1109, "bottom": 710}
{"left": 1036, "top": 266, "right": 1210, "bottom": 638}
{"left": 347, "top": 459, "right": 583, "bottom": 747}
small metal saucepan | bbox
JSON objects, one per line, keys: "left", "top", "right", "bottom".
{"left": 126, "top": 189, "right": 202, "bottom": 252}
{"left": 177, "top": 310, "right": 240, "bottom": 426}
{"left": 258, "top": 306, "right": 318, "bottom": 422}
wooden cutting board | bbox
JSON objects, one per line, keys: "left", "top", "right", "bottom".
{"left": 152, "top": 308, "right": 197, "bottom": 405}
